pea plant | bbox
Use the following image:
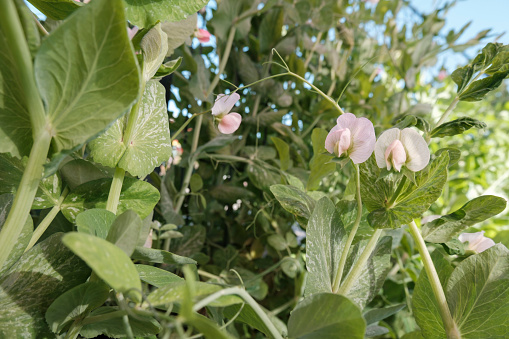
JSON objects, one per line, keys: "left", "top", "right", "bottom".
{"left": 1, "top": 0, "right": 509, "bottom": 338}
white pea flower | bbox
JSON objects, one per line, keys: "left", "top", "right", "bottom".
{"left": 212, "top": 93, "right": 242, "bottom": 134}
{"left": 458, "top": 231, "right": 495, "bottom": 254}
{"left": 375, "top": 128, "right": 430, "bottom": 172}
{"left": 324, "top": 113, "right": 376, "bottom": 164}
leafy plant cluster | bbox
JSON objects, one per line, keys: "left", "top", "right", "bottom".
{"left": 1, "top": 0, "right": 509, "bottom": 338}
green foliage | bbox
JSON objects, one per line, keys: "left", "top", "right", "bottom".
{"left": 76, "top": 208, "right": 116, "bottom": 239}
{"left": 270, "top": 184, "right": 315, "bottom": 227}
{"left": 135, "top": 264, "right": 183, "bottom": 287}
{"left": 124, "top": 0, "right": 208, "bottom": 28}
{"left": 27, "top": 0, "right": 80, "bottom": 20}
{"left": 431, "top": 117, "right": 487, "bottom": 138}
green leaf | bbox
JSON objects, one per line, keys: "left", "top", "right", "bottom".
{"left": 190, "top": 173, "right": 204, "bottom": 192}
{"left": 0, "top": 194, "right": 33, "bottom": 275}
{"left": 140, "top": 23, "right": 168, "bottom": 82}
{"left": 459, "top": 65, "right": 509, "bottom": 102}
{"left": 451, "top": 65, "right": 473, "bottom": 93}
{"left": 80, "top": 306, "right": 161, "bottom": 338}
{"left": 447, "top": 244, "right": 509, "bottom": 337}
{"left": 62, "top": 232, "right": 142, "bottom": 302}
{"left": 106, "top": 210, "right": 142, "bottom": 256}
{"left": 305, "top": 197, "right": 346, "bottom": 295}
{"left": 342, "top": 236, "right": 393, "bottom": 308}
{"left": 146, "top": 281, "right": 242, "bottom": 308}
{"left": 135, "top": 264, "right": 182, "bottom": 287}
{"left": 183, "top": 312, "right": 235, "bottom": 339}
{"left": 45, "top": 281, "right": 109, "bottom": 334}
{"left": 76, "top": 208, "right": 116, "bottom": 239}
{"left": 0, "top": 153, "right": 62, "bottom": 209}
{"left": 131, "top": 246, "right": 196, "bottom": 265}
{"left": 247, "top": 162, "right": 281, "bottom": 192}
{"left": 0, "top": 18, "right": 32, "bottom": 158}
{"left": 431, "top": 117, "right": 487, "bottom": 138}
{"left": 485, "top": 51, "right": 509, "bottom": 74}
{"left": 89, "top": 80, "right": 171, "bottom": 178}
{"left": 61, "top": 177, "right": 160, "bottom": 223}
{"left": 155, "top": 57, "right": 183, "bottom": 78}
{"left": 26, "top": 0, "right": 80, "bottom": 20}
{"left": 259, "top": 8, "right": 284, "bottom": 54}
{"left": 287, "top": 293, "right": 366, "bottom": 339}
{"left": 170, "top": 225, "right": 206, "bottom": 257}
{"left": 270, "top": 184, "right": 315, "bottom": 227}
{"left": 60, "top": 159, "right": 109, "bottom": 190}
{"left": 435, "top": 148, "right": 461, "bottom": 167}
{"left": 308, "top": 128, "right": 336, "bottom": 190}
{"left": 162, "top": 13, "right": 197, "bottom": 56}
{"left": 364, "top": 304, "right": 406, "bottom": 325}
{"left": 422, "top": 195, "right": 507, "bottom": 243}
{"left": 412, "top": 250, "right": 454, "bottom": 339}
{"left": 224, "top": 304, "right": 288, "bottom": 338}
{"left": 210, "top": 185, "right": 256, "bottom": 204}
{"left": 34, "top": 0, "right": 140, "bottom": 154}
{"left": 0, "top": 233, "right": 90, "bottom": 338}
{"left": 124, "top": 0, "right": 208, "bottom": 28}
{"left": 271, "top": 137, "right": 290, "bottom": 171}
{"left": 364, "top": 153, "right": 449, "bottom": 229}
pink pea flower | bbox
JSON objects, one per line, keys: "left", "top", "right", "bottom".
{"left": 324, "top": 113, "right": 376, "bottom": 164}
{"left": 438, "top": 69, "right": 447, "bottom": 82}
{"left": 458, "top": 231, "right": 495, "bottom": 254}
{"left": 212, "top": 93, "right": 242, "bottom": 134}
{"left": 375, "top": 128, "right": 430, "bottom": 172}
{"left": 195, "top": 29, "right": 211, "bottom": 43}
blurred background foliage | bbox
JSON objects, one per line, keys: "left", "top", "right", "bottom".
{"left": 150, "top": 0, "right": 509, "bottom": 337}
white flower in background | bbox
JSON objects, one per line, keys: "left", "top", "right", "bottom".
{"left": 143, "top": 229, "right": 153, "bottom": 249}
{"left": 458, "top": 231, "right": 495, "bottom": 254}
{"left": 324, "top": 113, "right": 376, "bottom": 164}
{"left": 212, "top": 93, "right": 242, "bottom": 134}
{"left": 375, "top": 128, "right": 430, "bottom": 172}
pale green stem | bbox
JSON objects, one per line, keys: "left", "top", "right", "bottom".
{"left": 332, "top": 163, "right": 362, "bottom": 293}
{"left": 24, "top": 186, "right": 69, "bottom": 252}
{"left": 171, "top": 110, "right": 210, "bottom": 142}
{"left": 64, "top": 319, "right": 82, "bottom": 339}
{"left": 387, "top": 175, "right": 407, "bottom": 208}
{"left": 105, "top": 167, "right": 126, "bottom": 214}
{"left": 435, "top": 97, "right": 459, "bottom": 128}
{"left": 338, "top": 228, "right": 383, "bottom": 295}
{"left": 122, "top": 315, "right": 135, "bottom": 339}
{"left": 0, "top": 131, "right": 51, "bottom": 270}
{"left": 408, "top": 220, "right": 461, "bottom": 339}
{"left": 192, "top": 287, "right": 283, "bottom": 339}
{"left": 303, "top": 32, "right": 323, "bottom": 70}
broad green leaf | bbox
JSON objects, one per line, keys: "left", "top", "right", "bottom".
{"left": 45, "top": 281, "right": 109, "bottom": 333}
{"left": 447, "top": 244, "right": 509, "bottom": 338}
{"left": 183, "top": 312, "right": 235, "bottom": 339}
{"left": 209, "top": 185, "right": 256, "bottom": 204}
{"left": 224, "top": 304, "right": 288, "bottom": 338}
{"left": 124, "top": 0, "right": 208, "bottom": 28}
{"left": 364, "top": 153, "right": 449, "bottom": 229}
{"left": 154, "top": 57, "right": 182, "bottom": 78}
{"left": 89, "top": 80, "right": 171, "bottom": 178}
{"left": 136, "top": 264, "right": 182, "bottom": 287}
{"left": 412, "top": 250, "right": 454, "bottom": 339}
{"left": 0, "top": 153, "right": 61, "bottom": 209}
{"left": 80, "top": 306, "right": 160, "bottom": 338}
{"left": 131, "top": 246, "right": 197, "bottom": 265}
{"left": 59, "top": 159, "right": 109, "bottom": 190}
{"left": 247, "top": 162, "right": 281, "bottom": 191}
{"left": 259, "top": 8, "right": 284, "bottom": 54}
{"left": 308, "top": 128, "right": 335, "bottom": 190}
{"left": 76, "top": 208, "right": 116, "bottom": 239}
{"left": 0, "top": 16, "right": 32, "bottom": 158}
{"left": 14, "top": 0, "right": 41, "bottom": 57}
{"left": 431, "top": 117, "right": 486, "bottom": 138}
{"left": 146, "top": 281, "right": 242, "bottom": 308}
{"left": 0, "top": 194, "right": 33, "bottom": 275}
{"left": 62, "top": 232, "right": 142, "bottom": 302}
{"left": 342, "top": 236, "right": 392, "bottom": 308}
{"left": 471, "top": 42, "right": 503, "bottom": 72}
{"left": 271, "top": 137, "right": 290, "bottom": 171}
{"left": 0, "top": 233, "right": 90, "bottom": 338}
{"left": 34, "top": 0, "right": 140, "bottom": 153}
{"left": 140, "top": 23, "right": 168, "bottom": 82}
{"left": 270, "top": 184, "right": 315, "bottom": 227}
{"left": 267, "top": 234, "right": 287, "bottom": 251}
{"left": 106, "top": 210, "right": 142, "bottom": 256}
{"left": 422, "top": 195, "right": 507, "bottom": 243}
{"left": 451, "top": 65, "right": 473, "bottom": 93}
{"left": 162, "top": 13, "right": 197, "bottom": 56}
{"left": 485, "top": 51, "right": 509, "bottom": 74}
{"left": 61, "top": 177, "right": 160, "bottom": 223}
{"left": 288, "top": 293, "right": 365, "bottom": 339}
{"left": 365, "top": 324, "right": 389, "bottom": 337}
{"left": 459, "top": 65, "right": 509, "bottom": 102}
{"left": 305, "top": 197, "right": 346, "bottom": 295}
{"left": 435, "top": 148, "right": 461, "bottom": 167}
{"left": 364, "top": 304, "right": 406, "bottom": 325}
{"left": 27, "top": 0, "right": 80, "bottom": 20}
{"left": 170, "top": 225, "right": 206, "bottom": 257}
{"left": 190, "top": 173, "right": 203, "bottom": 192}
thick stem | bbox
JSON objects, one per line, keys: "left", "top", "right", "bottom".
{"left": 387, "top": 175, "right": 407, "bottom": 208}
{"left": 122, "top": 315, "right": 135, "bottom": 339}
{"left": 338, "top": 228, "right": 383, "bottom": 295}
{"left": 408, "top": 220, "right": 460, "bottom": 339}
{"left": 64, "top": 319, "right": 83, "bottom": 339}
{"left": 24, "top": 186, "right": 69, "bottom": 252}
{"left": 288, "top": 71, "right": 345, "bottom": 115}
{"left": 106, "top": 167, "right": 126, "bottom": 214}
{"left": 332, "top": 163, "right": 362, "bottom": 293}
{"left": 192, "top": 287, "right": 283, "bottom": 339}
{"left": 0, "top": 0, "right": 46, "bottom": 136}
{"left": 0, "top": 131, "right": 51, "bottom": 270}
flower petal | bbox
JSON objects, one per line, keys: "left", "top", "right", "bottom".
{"left": 385, "top": 139, "right": 406, "bottom": 171}
{"left": 325, "top": 128, "right": 351, "bottom": 156}
{"left": 212, "top": 93, "right": 240, "bottom": 117}
{"left": 336, "top": 113, "right": 358, "bottom": 130}
{"left": 400, "top": 128, "right": 430, "bottom": 172}
{"left": 475, "top": 237, "right": 496, "bottom": 253}
{"left": 196, "top": 29, "right": 211, "bottom": 43}
{"left": 458, "top": 231, "right": 485, "bottom": 244}
{"left": 374, "top": 128, "right": 400, "bottom": 169}
{"left": 218, "top": 113, "right": 242, "bottom": 134}
{"left": 349, "top": 117, "right": 376, "bottom": 164}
